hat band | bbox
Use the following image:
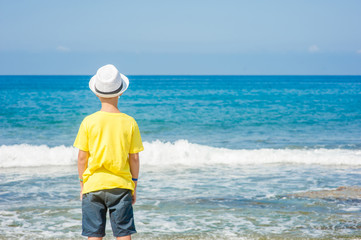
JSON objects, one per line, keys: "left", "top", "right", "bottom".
{"left": 95, "top": 82, "right": 123, "bottom": 95}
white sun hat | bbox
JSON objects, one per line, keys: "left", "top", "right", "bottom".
{"left": 89, "top": 64, "right": 129, "bottom": 98}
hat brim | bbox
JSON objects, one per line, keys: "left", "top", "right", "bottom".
{"left": 89, "top": 73, "right": 129, "bottom": 98}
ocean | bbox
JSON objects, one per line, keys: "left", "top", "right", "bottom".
{"left": 0, "top": 75, "right": 360, "bottom": 239}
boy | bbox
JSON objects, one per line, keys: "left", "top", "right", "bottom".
{"left": 74, "top": 64, "right": 144, "bottom": 240}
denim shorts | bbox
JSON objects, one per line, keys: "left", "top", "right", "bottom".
{"left": 82, "top": 188, "right": 136, "bottom": 237}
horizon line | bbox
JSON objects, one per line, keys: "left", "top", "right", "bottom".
{"left": 1, "top": 74, "right": 361, "bottom": 77}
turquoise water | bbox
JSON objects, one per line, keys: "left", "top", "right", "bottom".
{"left": 0, "top": 75, "right": 361, "bottom": 239}
{"left": 1, "top": 75, "right": 360, "bottom": 149}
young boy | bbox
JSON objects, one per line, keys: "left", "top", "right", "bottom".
{"left": 74, "top": 64, "right": 144, "bottom": 240}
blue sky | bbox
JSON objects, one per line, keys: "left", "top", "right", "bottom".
{"left": 0, "top": 0, "right": 360, "bottom": 75}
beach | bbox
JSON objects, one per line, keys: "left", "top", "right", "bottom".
{"left": 0, "top": 75, "right": 361, "bottom": 239}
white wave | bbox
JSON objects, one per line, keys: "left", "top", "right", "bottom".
{"left": 142, "top": 140, "right": 361, "bottom": 166}
{"left": 0, "top": 144, "right": 77, "bottom": 168}
{"left": 0, "top": 140, "right": 361, "bottom": 168}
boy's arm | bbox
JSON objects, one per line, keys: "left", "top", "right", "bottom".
{"left": 77, "top": 150, "right": 89, "bottom": 200}
{"left": 129, "top": 153, "right": 140, "bottom": 205}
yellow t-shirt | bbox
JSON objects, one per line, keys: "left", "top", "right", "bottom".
{"left": 73, "top": 111, "right": 144, "bottom": 194}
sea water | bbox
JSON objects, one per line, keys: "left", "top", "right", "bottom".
{"left": 0, "top": 75, "right": 361, "bottom": 239}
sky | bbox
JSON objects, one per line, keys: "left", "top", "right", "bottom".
{"left": 0, "top": 0, "right": 360, "bottom": 75}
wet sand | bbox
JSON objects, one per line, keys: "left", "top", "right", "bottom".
{"left": 290, "top": 186, "right": 361, "bottom": 200}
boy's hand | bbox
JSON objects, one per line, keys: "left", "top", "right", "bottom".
{"left": 129, "top": 153, "right": 139, "bottom": 205}
{"left": 77, "top": 150, "right": 88, "bottom": 201}
{"left": 79, "top": 183, "right": 83, "bottom": 200}
{"left": 132, "top": 191, "right": 136, "bottom": 205}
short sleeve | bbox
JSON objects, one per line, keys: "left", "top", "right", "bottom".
{"left": 73, "top": 120, "right": 89, "bottom": 151}
{"left": 129, "top": 121, "right": 144, "bottom": 154}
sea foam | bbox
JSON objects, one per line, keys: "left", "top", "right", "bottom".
{"left": 0, "top": 140, "right": 360, "bottom": 168}
{"left": 0, "top": 144, "right": 76, "bottom": 168}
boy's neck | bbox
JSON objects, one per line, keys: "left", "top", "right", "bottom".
{"left": 99, "top": 96, "right": 121, "bottom": 113}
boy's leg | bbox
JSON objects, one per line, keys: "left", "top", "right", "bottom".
{"left": 116, "top": 236, "right": 131, "bottom": 240}
{"left": 82, "top": 191, "right": 107, "bottom": 238}
{"left": 105, "top": 189, "right": 136, "bottom": 238}
{"left": 89, "top": 238, "right": 103, "bottom": 240}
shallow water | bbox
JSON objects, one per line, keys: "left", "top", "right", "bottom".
{"left": 1, "top": 164, "right": 361, "bottom": 239}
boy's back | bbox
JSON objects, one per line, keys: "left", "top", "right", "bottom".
{"left": 74, "top": 111, "right": 143, "bottom": 195}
